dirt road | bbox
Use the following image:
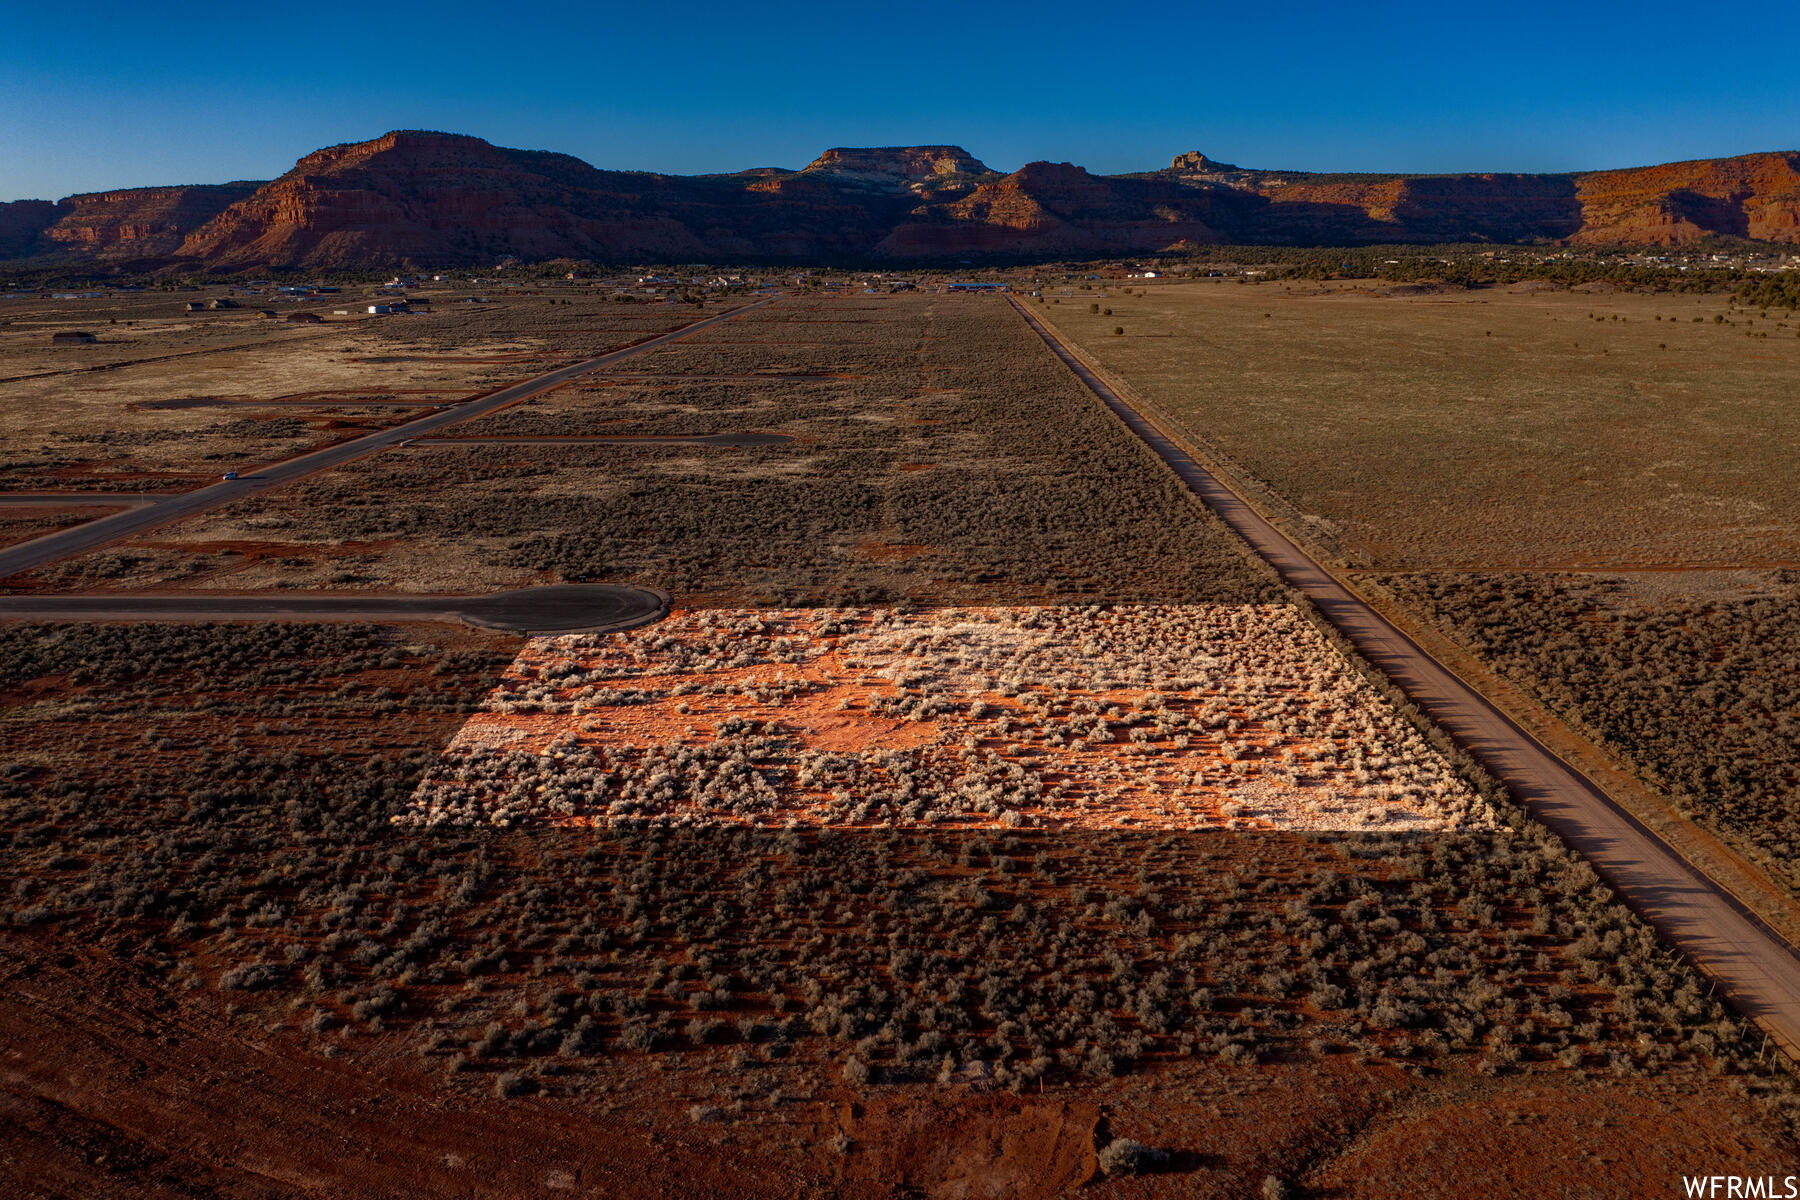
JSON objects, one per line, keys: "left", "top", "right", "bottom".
{"left": 0, "top": 299, "right": 775, "bottom": 582}
{"left": 402, "top": 433, "right": 793, "bottom": 448}
{"left": 0, "top": 584, "right": 668, "bottom": 635}
{"left": 1010, "top": 295, "right": 1800, "bottom": 1058}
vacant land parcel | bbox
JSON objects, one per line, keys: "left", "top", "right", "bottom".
{"left": 16, "top": 295, "right": 1281, "bottom": 603}
{"left": 1037, "top": 280, "right": 1800, "bottom": 894}
{"left": 0, "top": 287, "right": 706, "bottom": 521}
{"left": 1037, "top": 280, "right": 1800, "bottom": 570}
{"left": 5, "top": 291, "right": 1799, "bottom": 1196}
{"left": 6, "top": 617, "right": 1799, "bottom": 1197}
{"left": 405, "top": 604, "right": 1490, "bottom": 832}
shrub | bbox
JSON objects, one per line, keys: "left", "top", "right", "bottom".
{"left": 219, "top": 961, "right": 284, "bottom": 991}
{"left": 493, "top": 1071, "right": 536, "bottom": 1097}
{"left": 1097, "top": 1138, "right": 1169, "bottom": 1176}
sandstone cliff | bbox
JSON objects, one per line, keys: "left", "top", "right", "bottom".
{"left": 1569, "top": 152, "right": 1800, "bottom": 245}
{"left": 40, "top": 184, "right": 262, "bottom": 259}
{"left": 1159, "top": 149, "right": 1800, "bottom": 246}
{"left": 176, "top": 131, "right": 709, "bottom": 268}
{"left": 5, "top": 131, "right": 1799, "bottom": 271}
{"left": 878, "top": 162, "right": 1230, "bottom": 257}
{"left": 801, "top": 146, "right": 994, "bottom": 190}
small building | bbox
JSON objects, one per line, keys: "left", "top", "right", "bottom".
{"left": 51, "top": 330, "right": 97, "bottom": 344}
{"left": 367, "top": 304, "right": 393, "bottom": 315}
{"left": 257, "top": 309, "right": 278, "bottom": 319}
{"left": 185, "top": 301, "right": 205, "bottom": 312}
{"left": 283, "top": 311, "right": 323, "bottom": 324}
{"left": 209, "top": 298, "right": 239, "bottom": 310}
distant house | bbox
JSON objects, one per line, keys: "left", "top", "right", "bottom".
{"left": 185, "top": 301, "right": 206, "bottom": 312}
{"left": 51, "top": 330, "right": 97, "bottom": 344}
{"left": 283, "top": 311, "right": 323, "bottom": 324}
{"left": 209, "top": 298, "right": 239, "bottom": 309}
{"left": 367, "top": 304, "right": 393, "bottom": 315}
{"left": 947, "top": 282, "right": 1008, "bottom": 292}
{"left": 257, "top": 309, "right": 278, "bottom": 319}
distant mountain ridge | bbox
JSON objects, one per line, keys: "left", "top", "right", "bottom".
{"left": 3, "top": 130, "right": 1797, "bottom": 270}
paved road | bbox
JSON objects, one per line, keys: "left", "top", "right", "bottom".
{"left": 1011, "top": 295, "right": 1800, "bottom": 1057}
{"left": 0, "top": 584, "right": 668, "bottom": 635}
{"left": 0, "top": 299, "right": 776, "bottom": 582}
{"left": 140, "top": 396, "right": 451, "bottom": 410}
{"left": 595, "top": 373, "right": 843, "bottom": 383}
{"left": 0, "top": 494, "right": 157, "bottom": 509}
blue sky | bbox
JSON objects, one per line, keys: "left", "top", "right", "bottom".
{"left": 3, "top": 0, "right": 1797, "bottom": 200}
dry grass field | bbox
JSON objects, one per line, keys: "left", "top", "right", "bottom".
{"left": 1037, "top": 279, "right": 1800, "bottom": 901}
{"left": 1036, "top": 280, "right": 1800, "bottom": 569}
{"left": 0, "top": 289, "right": 706, "bottom": 492}
{"left": 18, "top": 295, "right": 1281, "bottom": 604}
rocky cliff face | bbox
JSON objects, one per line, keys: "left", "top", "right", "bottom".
{"left": 39, "top": 184, "right": 262, "bottom": 259}
{"left": 801, "top": 146, "right": 993, "bottom": 190}
{"left": 1159, "top": 149, "right": 1800, "bottom": 247}
{"left": 1570, "top": 153, "right": 1800, "bottom": 245}
{"left": 6, "top": 132, "right": 1799, "bottom": 270}
{"left": 174, "top": 131, "right": 970, "bottom": 268}
{"left": 878, "top": 162, "right": 1231, "bottom": 257}
{"left": 176, "top": 131, "right": 712, "bottom": 268}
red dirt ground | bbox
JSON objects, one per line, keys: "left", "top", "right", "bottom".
{"left": 410, "top": 606, "right": 1487, "bottom": 832}
{"left": 6, "top": 937, "right": 1790, "bottom": 1200}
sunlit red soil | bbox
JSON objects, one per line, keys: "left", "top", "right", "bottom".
{"left": 403, "top": 606, "right": 1491, "bottom": 832}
